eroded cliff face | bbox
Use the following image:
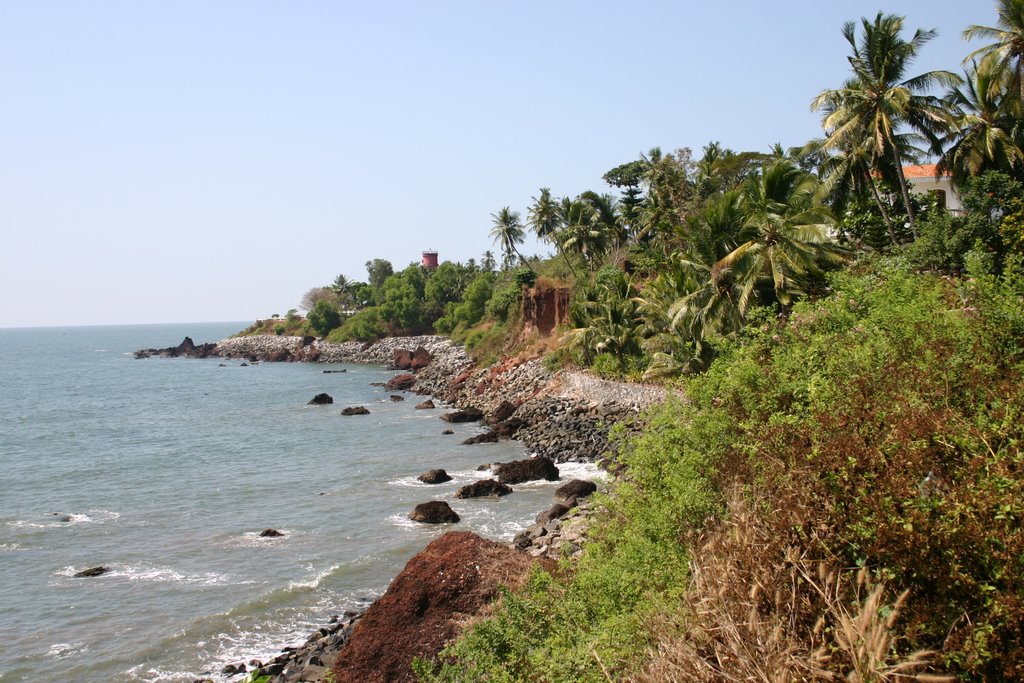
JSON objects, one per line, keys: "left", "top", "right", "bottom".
{"left": 520, "top": 285, "right": 571, "bottom": 337}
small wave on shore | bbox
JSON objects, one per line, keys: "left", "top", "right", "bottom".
{"left": 54, "top": 563, "right": 233, "bottom": 586}
{"left": 7, "top": 509, "right": 121, "bottom": 530}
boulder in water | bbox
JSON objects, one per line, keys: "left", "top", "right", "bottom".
{"left": 418, "top": 469, "right": 452, "bottom": 484}
{"left": 440, "top": 407, "right": 484, "bottom": 423}
{"left": 555, "top": 479, "right": 597, "bottom": 501}
{"left": 495, "top": 457, "right": 560, "bottom": 485}
{"left": 341, "top": 406, "right": 370, "bottom": 416}
{"left": 259, "top": 528, "right": 284, "bottom": 537}
{"left": 455, "top": 479, "right": 512, "bottom": 499}
{"left": 308, "top": 393, "right": 333, "bottom": 405}
{"left": 409, "top": 501, "right": 460, "bottom": 524}
{"left": 415, "top": 400, "right": 435, "bottom": 410}
{"left": 385, "top": 374, "right": 417, "bottom": 391}
{"left": 74, "top": 566, "right": 109, "bottom": 578}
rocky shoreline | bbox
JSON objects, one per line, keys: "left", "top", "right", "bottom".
{"left": 141, "top": 335, "right": 670, "bottom": 682}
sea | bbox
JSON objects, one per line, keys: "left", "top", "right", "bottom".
{"left": 0, "top": 323, "right": 600, "bottom": 682}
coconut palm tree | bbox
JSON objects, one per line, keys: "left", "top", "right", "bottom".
{"left": 964, "top": 0, "right": 1024, "bottom": 103}
{"left": 560, "top": 199, "right": 610, "bottom": 273}
{"left": 489, "top": 207, "right": 532, "bottom": 272}
{"left": 939, "top": 58, "right": 1024, "bottom": 184}
{"left": 527, "top": 188, "right": 562, "bottom": 243}
{"left": 720, "top": 161, "right": 845, "bottom": 311}
{"left": 813, "top": 134, "right": 902, "bottom": 244}
{"left": 811, "top": 13, "right": 961, "bottom": 231}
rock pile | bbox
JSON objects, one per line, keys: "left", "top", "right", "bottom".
{"left": 219, "top": 612, "right": 362, "bottom": 683}
{"left": 328, "top": 532, "right": 548, "bottom": 683}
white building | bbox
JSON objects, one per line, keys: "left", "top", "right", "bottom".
{"left": 904, "top": 164, "right": 964, "bottom": 215}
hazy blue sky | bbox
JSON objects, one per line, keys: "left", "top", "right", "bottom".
{"left": 1, "top": 1, "right": 996, "bottom": 327}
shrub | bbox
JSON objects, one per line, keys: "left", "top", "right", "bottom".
{"left": 328, "top": 307, "right": 385, "bottom": 342}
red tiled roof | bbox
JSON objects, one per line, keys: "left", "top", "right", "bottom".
{"left": 902, "top": 164, "right": 950, "bottom": 179}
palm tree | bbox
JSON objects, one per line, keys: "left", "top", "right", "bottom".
{"left": 481, "top": 250, "right": 496, "bottom": 272}
{"left": 813, "top": 135, "right": 902, "bottom": 244}
{"left": 560, "top": 199, "right": 610, "bottom": 273}
{"left": 964, "top": 0, "right": 1024, "bottom": 103}
{"left": 527, "top": 188, "right": 562, "bottom": 243}
{"left": 330, "top": 274, "right": 357, "bottom": 309}
{"left": 939, "top": 58, "right": 1024, "bottom": 184}
{"left": 811, "top": 13, "right": 961, "bottom": 231}
{"left": 720, "top": 161, "right": 845, "bottom": 311}
{"left": 579, "top": 191, "right": 625, "bottom": 250}
{"left": 489, "top": 207, "right": 532, "bottom": 272}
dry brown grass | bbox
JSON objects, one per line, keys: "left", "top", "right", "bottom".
{"left": 632, "top": 487, "right": 952, "bottom": 683}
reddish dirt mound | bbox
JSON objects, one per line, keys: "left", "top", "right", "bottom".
{"left": 330, "top": 531, "right": 545, "bottom": 683}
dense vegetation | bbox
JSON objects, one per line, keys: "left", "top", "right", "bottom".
{"left": 409, "top": 3, "right": 1024, "bottom": 681}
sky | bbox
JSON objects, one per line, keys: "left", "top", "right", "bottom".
{"left": 0, "top": 1, "right": 998, "bottom": 327}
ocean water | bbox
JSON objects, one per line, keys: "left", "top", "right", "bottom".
{"left": 0, "top": 323, "right": 599, "bottom": 682}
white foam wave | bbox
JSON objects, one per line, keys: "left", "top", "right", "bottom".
{"left": 11, "top": 509, "right": 122, "bottom": 529}
{"left": 56, "top": 564, "right": 231, "bottom": 585}
{"left": 388, "top": 513, "right": 424, "bottom": 530}
{"left": 286, "top": 563, "right": 342, "bottom": 591}
{"left": 47, "top": 641, "right": 88, "bottom": 659}
{"left": 118, "top": 565, "right": 230, "bottom": 585}
{"left": 124, "top": 665, "right": 201, "bottom": 682}
{"left": 221, "top": 530, "right": 296, "bottom": 548}
{"left": 0, "top": 542, "right": 20, "bottom": 551}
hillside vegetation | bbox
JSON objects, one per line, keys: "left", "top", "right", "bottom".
{"left": 244, "top": 3, "right": 1024, "bottom": 679}
{"left": 407, "top": 3, "right": 1024, "bottom": 681}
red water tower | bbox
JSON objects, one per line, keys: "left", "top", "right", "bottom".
{"left": 421, "top": 250, "right": 439, "bottom": 270}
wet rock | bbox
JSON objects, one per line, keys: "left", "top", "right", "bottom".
{"left": 74, "top": 566, "right": 109, "bottom": 578}
{"left": 259, "top": 528, "right": 284, "bottom": 537}
{"left": 536, "top": 503, "right": 570, "bottom": 525}
{"left": 415, "top": 400, "right": 435, "bottom": 410}
{"left": 323, "top": 369, "right": 347, "bottom": 374}
{"left": 495, "top": 457, "right": 559, "bottom": 485}
{"left": 492, "top": 417, "right": 527, "bottom": 438}
{"left": 221, "top": 662, "right": 246, "bottom": 675}
{"left": 385, "top": 374, "right": 417, "bottom": 391}
{"left": 417, "top": 469, "right": 452, "bottom": 485}
{"left": 462, "top": 431, "right": 499, "bottom": 445}
{"left": 409, "top": 501, "right": 460, "bottom": 524}
{"left": 455, "top": 479, "right": 512, "bottom": 498}
{"left": 441, "top": 429, "right": 455, "bottom": 435}
{"left": 555, "top": 479, "right": 597, "bottom": 501}
{"left": 341, "top": 406, "right": 370, "bottom": 416}
{"left": 440, "top": 407, "right": 484, "bottom": 423}
{"left": 390, "top": 395, "right": 405, "bottom": 402}
{"left": 487, "top": 400, "right": 518, "bottom": 424}
{"left": 308, "top": 393, "right": 334, "bottom": 405}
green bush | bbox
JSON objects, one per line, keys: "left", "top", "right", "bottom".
{"left": 327, "top": 307, "right": 385, "bottom": 342}
{"left": 307, "top": 299, "right": 342, "bottom": 336}
{"left": 485, "top": 283, "right": 521, "bottom": 322}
